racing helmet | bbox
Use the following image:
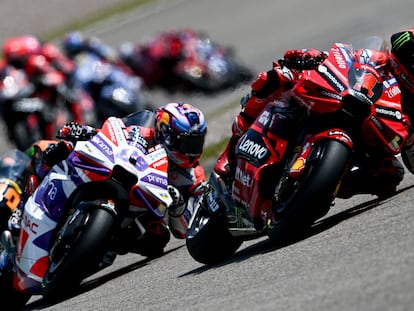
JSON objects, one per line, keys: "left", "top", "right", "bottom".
{"left": 390, "top": 29, "right": 414, "bottom": 92}
{"left": 3, "top": 35, "right": 42, "bottom": 68}
{"left": 24, "top": 55, "right": 50, "bottom": 76}
{"left": 41, "top": 43, "right": 63, "bottom": 61}
{"left": 154, "top": 102, "right": 207, "bottom": 168}
{"left": 61, "top": 31, "right": 84, "bottom": 58}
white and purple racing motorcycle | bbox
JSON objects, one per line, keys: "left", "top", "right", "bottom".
{"left": 0, "top": 110, "right": 173, "bottom": 308}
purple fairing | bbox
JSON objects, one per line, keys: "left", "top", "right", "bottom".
{"left": 32, "top": 171, "right": 74, "bottom": 222}
{"left": 133, "top": 187, "right": 164, "bottom": 219}
{"left": 68, "top": 152, "right": 111, "bottom": 176}
{"left": 32, "top": 229, "right": 55, "bottom": 253}
{"left": 89, "top": 135, "right": 115, "bottom": 162}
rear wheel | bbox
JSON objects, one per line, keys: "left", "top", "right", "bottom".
{"left": 41, "top": 207, "right": 114, "bottom": 301}
{"left": 268, "top": 140, "right": 351, "bottom": 243}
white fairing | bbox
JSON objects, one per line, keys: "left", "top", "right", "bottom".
{"left": 16, "top": 195, "right": 58, "bottom": 283}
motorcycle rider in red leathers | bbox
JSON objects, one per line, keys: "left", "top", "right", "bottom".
{"left": 214, "top": 31, "right": 414, "bottom": 211}
{"left": 4, "top": 102, "right": 207, "bottom": 259}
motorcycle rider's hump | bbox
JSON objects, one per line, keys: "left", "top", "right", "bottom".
{"left": 4, "top": 102, "right": 207, "bottom": 258}
{"left": 214, "top": 38, "right": 408, "bottom": 223}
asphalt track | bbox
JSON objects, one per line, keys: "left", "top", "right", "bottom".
{"left": 13, "top": 0, "right": 414, "bottom": 310}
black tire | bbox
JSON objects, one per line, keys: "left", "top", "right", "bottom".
{"left": 186, "top": 204, "right": 242, "bottom": 265}
{"left": 41, "top": 207, "right": 114, "bottom": 301}
{"left": 0, "top": 269, "right": 31, "bottom": 310}
{"left": 267, "top": 140, "right": 351, "bottom": 243}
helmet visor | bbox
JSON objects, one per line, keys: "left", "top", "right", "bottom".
{"left": 177, "top": 133, "right": 205, "bottom": 155}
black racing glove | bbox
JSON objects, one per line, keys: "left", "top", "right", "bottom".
{"left": 42, "top": 140, "right": 73, "bottom": 167}
{"left": 57, "top": 121, "right": 97, "bottom": 142}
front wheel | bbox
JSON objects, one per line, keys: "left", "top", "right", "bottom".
{"left": 268, "top": 139, "right": 351, "bottom": 243}
{"left": 186, "top": 196, "right": 242, "bottom": 265}
{"left": 41, "top": 207, "right": 115, "bottom": 301}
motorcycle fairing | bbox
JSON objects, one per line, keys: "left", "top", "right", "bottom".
{"left": 361, "top": 77, "right": 407, "bottom": 153}
{"left": 12, "top": 115, "right": 171, "bottom": 293}
{"left": 233, "top": 103, "right": 290, "bottom": 229}
{"left": 14, "top": 194, "right": 60, "bottom": 293}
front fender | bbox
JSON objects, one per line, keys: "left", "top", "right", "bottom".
{"left": 289, "top": 128, "right": 353, "bottom": 179}
{"left": 58, "top": 200, "right": 116, "bottom": 242}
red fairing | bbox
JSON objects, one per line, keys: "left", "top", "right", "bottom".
{"left": 362, "top": 78, "right": 407, "bottom": 153}
{"left": 292, "top": 43, "right": 354, "bottom": 114}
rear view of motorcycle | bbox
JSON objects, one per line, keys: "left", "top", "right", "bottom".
{"left": 186, "top": 37, "right": 409, "bottom": 265}
{"left": 70, "top": 52, "right": 151, "bottom": 125}
{"left": 119, "top": 29, "right": 253, "bottom": 93}
{"left": 0, "top": 63, "right": 95, "bottom": 151}
{"left": 0, "top": 110, "right": 173, "bottom": 308}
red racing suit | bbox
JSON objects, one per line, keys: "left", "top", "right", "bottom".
{"left": 214, "top": 47, "right": 406, "bottom": 196}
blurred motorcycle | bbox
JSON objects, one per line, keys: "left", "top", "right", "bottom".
{"left": 70, "top": 52, "right": 151, "bottom": 125}
{"left": 0, "top": 63, "right": 96, "bottom": 150}
{"left": 119, "top": 29, "right": 253, "bottom": 93}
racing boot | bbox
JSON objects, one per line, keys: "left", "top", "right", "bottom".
{"left": 338, "top": 156, "right": 404, "bottom": 199}
{"left": 214, "top": 114, "right": 250, "bottom": 183}
{"left": 213, "top": 135, "right": 240, "bottom": 183}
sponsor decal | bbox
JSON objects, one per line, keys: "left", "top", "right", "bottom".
{"left": 130, "top": 153, "right": 148, "bottom": 171}
{"left": 392, "top": 31, "right": 411, "bottom": 51}
{"left": 22, "top": 213, "right": 38, "bottom": 234}
{"left": 206, "top": 191, "right": 220, "bottom": 213}
{"left": 318, "top": 65, "right": 346, "bottom": 92}
{"left": 146, "top": 148, "right": 167, "bottom": 162}
{"left": 107, "top": 122, "right": 117, "bottom": 143}
{"left": 370, "top": 115, "right": 384, "bottom": 131}
{"left": 258, "top": 110, "right": 270, "bottom": 125}
{"left": 234, "top": 167, "right": 252, "bottom": 188}
{"left": 128, "top": 126, "right": 149, "bottom": 148}
{"left": 384, "top": 85, "right": 401, "bottom": 98}
{"left": 91, "top": 135, "right": 114, "bottom": 161}
{"left": 237, "top": 135, "right": 268, "bottom": 160}
{"left": 375, "top": 107, "right": 402, "bottom": 120}
{"left": 141, "top": 173, "right": 168, "bottom": 188}
{"left": 328, "top": 130, "right": 352, "bottom": 141}
{"left": 151, "top": 157, "right": 168, "bottom": 170}
{"left": 383, "top": 77, "right": 398, "bottom": 89}
{"left": 331, "top": 47, "right": 347, "bottom": 69}
{"left": 321, "top": 90, "right": 342, "bottom": 100}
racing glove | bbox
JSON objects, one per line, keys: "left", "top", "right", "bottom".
{"left": 167, "top": 185, "right": 186, "bottom": 216}
{"left": 280, "top": 49, "right": 327, "bottom": 70}
{"left": 42, "top": 140, "right": 73, "bottom": 167}
{"left": 57, "top": 121, "right": 97, "bottom": 141}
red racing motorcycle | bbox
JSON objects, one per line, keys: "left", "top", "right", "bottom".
{"left": 186, "top": 37, "right": 409, "bottom": 264}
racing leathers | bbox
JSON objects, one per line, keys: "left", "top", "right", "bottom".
{"left": 214, "top": 47, "right": 406, "bottom": 199}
